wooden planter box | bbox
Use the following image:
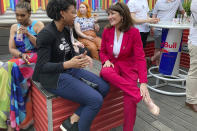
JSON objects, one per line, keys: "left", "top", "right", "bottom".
{"left": 32, "top": 82, "right": 124, "bottom": 131}
{"left": 31, "top": 61, "right": 124, "bottom": 131}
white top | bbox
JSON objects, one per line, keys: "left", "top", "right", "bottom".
{"left": 153, "top": 0, "right": 183, "bottom": 21}
{"left": 127, "top": 0, "right": 150, "bottom": 32}
{"left": 188, "top": 0, "right": 197, "bottom": 46}
{"left": 113, "top": 29, "right": 124, "bottom": 58}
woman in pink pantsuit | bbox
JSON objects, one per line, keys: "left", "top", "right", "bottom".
{"left": 100, "top": 2, "right": 160, "bottom": 131}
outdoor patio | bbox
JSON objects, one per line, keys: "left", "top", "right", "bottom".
{"left": 0, "top": 54, "right": 196, "bottom": 131}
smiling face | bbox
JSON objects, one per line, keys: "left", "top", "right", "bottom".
{"left": 61, "top": 5, "right": 76, "bottom": 26}
{"left": 79, "top": 4, "right": 87, "bottom": 16}
{"left": 108, "top": 10, "right": 122, "bottom": 27}
{"left": 15, "top": 8, "right": 30, "bottom": 25}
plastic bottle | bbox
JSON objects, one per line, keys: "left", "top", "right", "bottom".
{"left": 16, "top": 27, "right": 23, "bottom": 41}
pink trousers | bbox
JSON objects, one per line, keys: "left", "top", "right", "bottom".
{"left": 100, "top": 67, "right": 142, "bottom": 131}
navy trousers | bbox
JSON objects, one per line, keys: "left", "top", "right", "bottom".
{"left": 46, "top": 68, "right": 110, "bottom": 131}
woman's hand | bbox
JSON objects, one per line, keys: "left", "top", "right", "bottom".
{"left": 94, "top": 23, "right": 100, "bottom": 32}
{"left": 103, "top": 60, "right": 114, "bottom": 68}
{"left": 70, "top": 56, "right": 90, "bottom": 68}
{"left": 74, "top": 41, "right": 84, "bottom": 48}
{"left": 19, "top": 25, "right": 29, "bottom": 36}
{"left": 78, "top": 52, "right": 93, "bottom": 68}
{"left": 86, "top": 36, "right": 94, "bottom": 41}
{"left": 64, "top": 51, "right": 89, "bottom": 69}
{"left": 140, "top": 83, "right": 151, "bottom": 103}
{"left": 21, "top": 53, "right": 31, "bottom": 64}
{"left": 147, "top": 18, "right": 159, "bottom": 24}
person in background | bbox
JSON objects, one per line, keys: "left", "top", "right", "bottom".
{"left": 148, "top": 0, "right": 185, "bottom": 66}
{"left": 99, "top": 2, "right": 160, "bottom": 131}
{"left": 0, "top": 0, "right": 44, "bottom": 130}
{"left": 70, "top": 27, "right": 93, "bottom": 67}
{"left": 74, "top": 2, "right": 101, "bottom": 60}
{"left": 127, "top": 0, "right": 159, "bottom": 48}
{"left": 185, "top": 0, "right": 197, "bottom": 112}
{"left": 69, "top": 26, "right": 92, "bottom": 57}
{"left": 32, "top": 0, "right": 109, "bottom": 131}
{"left": 70, "top": 27, "right": 85, "bottom": 54}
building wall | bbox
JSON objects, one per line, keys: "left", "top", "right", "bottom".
{"left": 0, "top": 27, "right": 10, "bottom": 55}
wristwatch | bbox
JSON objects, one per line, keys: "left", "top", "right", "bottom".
{"left": 19, "top": 52, "right": 23, "bottom": 58}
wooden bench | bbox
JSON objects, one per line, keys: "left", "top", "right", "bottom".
{"left": 31, "top": 60, "right": 124, "bottom": 131}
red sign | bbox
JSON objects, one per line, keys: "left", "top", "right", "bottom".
{"left": 161, "top": 42, "right": 177, "bottom": 49}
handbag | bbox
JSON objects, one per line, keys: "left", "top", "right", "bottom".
{"left": 80, "top": 77, "right": 99, "bottom": 91}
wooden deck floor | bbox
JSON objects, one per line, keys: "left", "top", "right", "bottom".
{"left": 111, "top": 90, "right": 196, "bottom": 131}
{"left": 111, "top": 78, "right": 196, "bottom": 131}
{"left": 1, "top": 54, "right": 196, "bottom": 131}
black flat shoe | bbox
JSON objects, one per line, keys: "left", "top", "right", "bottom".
{"left": 60, "top": 117, "right": 78, "bottom": 131}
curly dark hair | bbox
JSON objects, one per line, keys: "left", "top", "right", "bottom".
{"left": 23, "top": 0, "right": 30, "bottom": 2}
{"left": 106, "top": 2, "right": 134, "bottom": 32}
{"left": 46, "top": 0, "right": 76, "bottom": 21}
{"left": 16, "top": 0, "right": 31, "bottom": 13}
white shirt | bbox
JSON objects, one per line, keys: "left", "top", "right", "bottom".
{"left": 153, "top": 0, "right": 183, "bottom": 21}
{"left": 113, "top": 29, "right": 124, "bottom": 58}
{"left": 127, "top": 0, "right": 150, "bottom": 32}
{"left": 188, "top": 0, "right": 197, "bottom": 46}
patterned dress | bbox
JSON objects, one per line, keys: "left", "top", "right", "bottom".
{"left": 0, "top": 21, "right": 38, "bottom": 130}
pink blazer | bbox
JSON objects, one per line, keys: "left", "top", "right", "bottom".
{"left": 99, "top": 26, "right": 147, "bottom": 83}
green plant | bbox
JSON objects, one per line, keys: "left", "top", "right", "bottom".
{"left": 183, "top": 0, "right": 191, "bottom": 16}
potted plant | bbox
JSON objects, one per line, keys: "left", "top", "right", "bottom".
{"left": 183, "top": 0, "right": 191, "bottom": 16}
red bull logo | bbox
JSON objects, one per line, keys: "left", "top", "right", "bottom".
{"left": 161, "top": 42, "right": 177, "bottom": 48}
{"left": 160, "top": 42, "right": 177, "bottom": 53}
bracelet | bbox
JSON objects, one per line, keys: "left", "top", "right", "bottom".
{"left": 19, "top": 52, "right": 23, "bottom": 58}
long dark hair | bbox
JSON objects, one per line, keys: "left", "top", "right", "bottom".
{"left": 106, "top": 2, "right": 133, "bottom": 32}
{"left": 46, "top": 0, "right": 76, "bottom": 21}
{"left": 16, "top": 0, "right": 31, "bottom": 13}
